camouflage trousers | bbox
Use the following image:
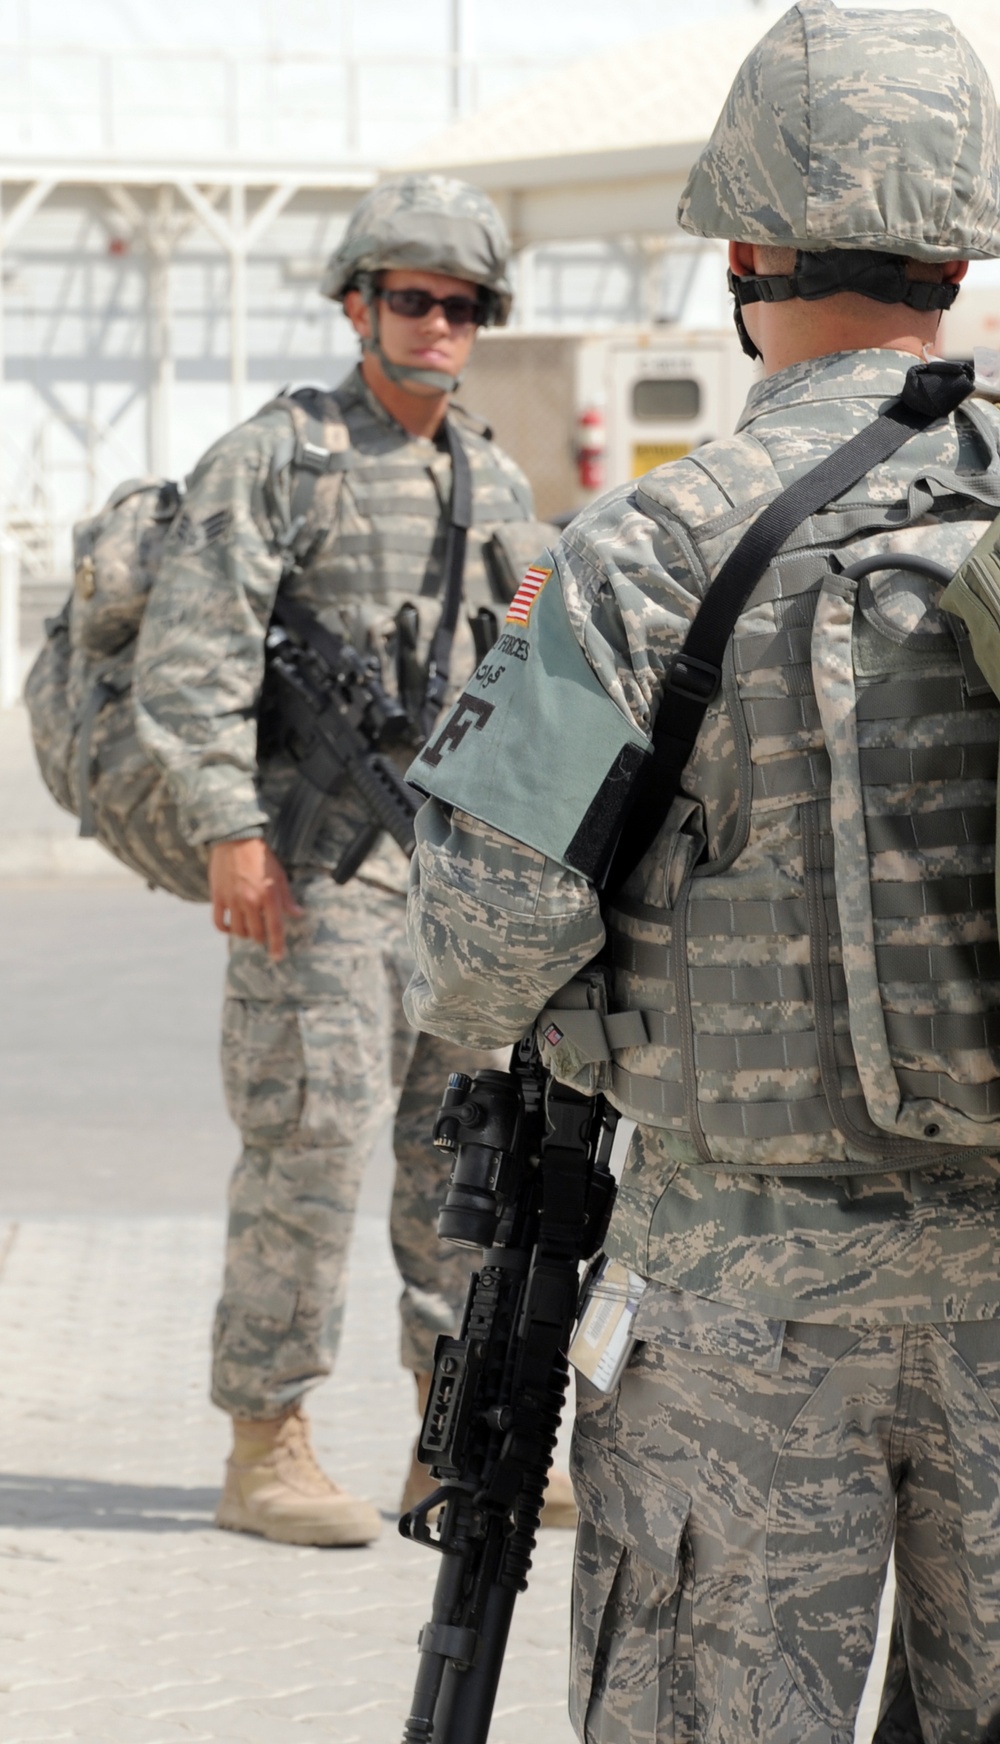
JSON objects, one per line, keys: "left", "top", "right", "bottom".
{"left": 212, "top": 870, "right": 498, "bottom": 1420}
{"left": 570, "top": 1290, "right": 1000, "bottom": 1744}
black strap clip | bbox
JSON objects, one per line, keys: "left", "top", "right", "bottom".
{"left": 663, "top": 652, "right": 721, "bottom": 705}
{"left": 898, "top": 359, "right": 974, "bottom": 421}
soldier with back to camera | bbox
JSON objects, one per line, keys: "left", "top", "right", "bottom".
{"left": 403, "top": 3, "right": 1000, "bottom": 1735}
{"left": 134, "top": 173, "right": 575, "bottom": 1547}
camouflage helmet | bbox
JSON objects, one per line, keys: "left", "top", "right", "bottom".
{"left": 678, "top": 0, "right": 1000, "bottom": 262}
{"left": 321, "top": 173, "right": 513, "bottom": 324}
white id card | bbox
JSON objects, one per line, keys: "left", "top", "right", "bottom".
{"left": 568, "top": 1257, "right": 646, "bottom": 1394}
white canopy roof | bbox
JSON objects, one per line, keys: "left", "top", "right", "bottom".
{"left": 404, "top": 0, "right": 1000, "bottom": 246}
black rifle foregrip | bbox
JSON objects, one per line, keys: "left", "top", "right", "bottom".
{"left": 400, "top": 1049, "right": 618, "bottom": 1744}
{"left": 338, "top": 746, "right": 418, "bottom": 856}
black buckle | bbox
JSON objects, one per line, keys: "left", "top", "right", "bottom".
{"left": 899, "top": 359, "right": 974, "bottom": 420}
{"left": 664, "top": 653, "right": 721, "bottom": 704}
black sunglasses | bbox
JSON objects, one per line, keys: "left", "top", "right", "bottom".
{"left": 378, "top": 287, "right": 485, "bottom": 327}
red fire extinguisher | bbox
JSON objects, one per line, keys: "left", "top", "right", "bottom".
{"left": 576, "top": 404, "right": 606, "bottom": 492}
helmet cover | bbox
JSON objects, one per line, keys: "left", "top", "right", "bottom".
{"left": 321, "top": 173, "right": 513, "bottom": 324}
{"left": 678, "top": 0, "right": 1000, "bottom": 261}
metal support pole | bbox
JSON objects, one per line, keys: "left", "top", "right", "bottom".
{"left": 449, "top": 0, "right": 473, "bottom": 121}
{"left": 515, "top": 245, "right": 535, "bottom": 330}
{"left": 0, "top": 182, "right": 6, "bottom": 559}
{"left": 176, "top": 179, "right": 296, "bottom": 431}
{"left": 0, "top": 537, "right": 20, "bottom": 709}
{"left": 147, "top": 187, "right": 175, "bottom": 477}
{"left": 229, "top": 182, "right": 247, "bottom": 428}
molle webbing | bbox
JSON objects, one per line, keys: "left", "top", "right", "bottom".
{"left": 602, "top": 544, "right": 1000, "bottom": 1171}
{"left": 605, "top": 358, "right": 977, "bottom": 893}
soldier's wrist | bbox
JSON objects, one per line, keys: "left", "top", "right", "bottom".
{"left": 209, "top": 829, "right": 266, "bottom": 847}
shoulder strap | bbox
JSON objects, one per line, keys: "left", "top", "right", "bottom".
{"left": 263, "top": 388, "right": 353, "bottom": 573}
{"left": 421, "top": 416, "right": 473, "bottom": 734}
{"left": 605, "top": 359, "right": 976, "bottom": 893}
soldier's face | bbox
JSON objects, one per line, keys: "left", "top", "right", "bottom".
{"left": 345, "top": 269, "right": 482, "bottom": 395}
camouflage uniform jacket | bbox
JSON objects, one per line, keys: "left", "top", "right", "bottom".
{"left": 134, "top": 365, "right": 533, "bottom": 890}
{"left": 405, "top": 349, "right": 1000, "bottom": 1325}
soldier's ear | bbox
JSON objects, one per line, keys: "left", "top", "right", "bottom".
{"left": 728, "top": 241, "right": 757, "bottom": 280}
{"left": 343, "top": 288, "right": 372, "bottom": 341}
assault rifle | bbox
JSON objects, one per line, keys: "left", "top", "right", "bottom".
{"left": 260, "top": 594, "right": 420, "bottom": 881}
{"left": 399, "top": 1036, "right": 618, "bottom": 1744}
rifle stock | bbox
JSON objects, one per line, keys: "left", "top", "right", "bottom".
{"left": 399, "top": 1036, "right": 617, "bottom": 1744}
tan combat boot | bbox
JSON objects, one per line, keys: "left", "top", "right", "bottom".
{"left": 399, "top": 1373, "right": 578, "bottom": 1528}
{"left": 216, "top": 1405, "right": 382, "bottom": 1547}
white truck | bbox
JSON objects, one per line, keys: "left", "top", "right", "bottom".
{"left": 458, "top": 327, "right": 759, "bottom": 521}
{"left": 459, "top": 304, "right": 1000, "bottom": 524}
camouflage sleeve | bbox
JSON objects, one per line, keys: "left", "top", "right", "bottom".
{"left": 403, "top": 799, "right": 605, "bottom": 1049}
{"left": 133, "top": 413, "right": 288, "bottom": 846}
{"left": 490, "top": 443, "right": 534, "bottom": 516}
{"left": 556, "top": 478, "right": 709, "bottom": 737}
{"left": 404, "top": 481, "right": 708, "bottom": 1041}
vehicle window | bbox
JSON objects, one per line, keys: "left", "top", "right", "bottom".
{"left": 632, "top": 377, "right": 701, "bottom": 421}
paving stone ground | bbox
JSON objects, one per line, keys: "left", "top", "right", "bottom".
{"left": 0, "top": 715, "right": 890, "bottom": 1743}
{"left": 0, "top": 1208, "right": 891, "bottom": 1744}
{"left": 0, "top": 1213, "right": 578, "bottom": 1744}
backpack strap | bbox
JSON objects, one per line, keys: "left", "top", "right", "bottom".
{"left": 264, "top": 386, "right": 354, "bottom": 574}
{"left": 77, "top": 678, "right": 117, "bottom": 837}
{"left": 605, "top": 359, "right": 976, "bottom": 893}
{"left": 420, "top": 416, "right": 473, "bottom": 735}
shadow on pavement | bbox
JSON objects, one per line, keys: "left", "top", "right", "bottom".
{"left": 0, "top": 1472, "right": 219, "bottom": 1532}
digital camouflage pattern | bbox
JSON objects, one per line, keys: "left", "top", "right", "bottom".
{"left": 406, "top": 349, "right": 1000, "bottom": 1311}
{"left": 134, "top": 362, "right": 538, "bottom": 1416}
{"left": 570, "top": 1293, "right": 1000, "bottom": 1742}
{"left": 678, "top": 0, "right": 1000, "bottom": 261}
{"left": 405, "top": 345, "right": 1000, "bottom": 1740}
{"left": 213, "top": 873, "right": 503, "bottom": 1417}
{"left": 24, "top": 478, "right": 210, "bottom": 900}
{"left": 320, "top": 172, "right": 513, "bottom": 323}
{"left": 941, "top": 511, "right": 1000, "bottom": 919}
{"left": 136, "top": 364, "right": 533, "bottom": 888}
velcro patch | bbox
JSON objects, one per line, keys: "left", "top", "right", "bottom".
{"left": 506, "top": 565, "right": 551, "bottom": 626}
{"left": 202, "top": 509, "right": 233, "bottom": 544}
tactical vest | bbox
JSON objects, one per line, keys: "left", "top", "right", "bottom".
{"left": 260, "top": 380, "right": 538, "bottom": 734}
{"left": 599, "top": 416, "right": 1000, "bottom": 1174}
{"left": 26, "top": 375, "right": 540, "bottom": 896}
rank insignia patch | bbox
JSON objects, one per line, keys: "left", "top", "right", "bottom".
{"left": 505, "top": 565, "right": 552, "bottom": 626}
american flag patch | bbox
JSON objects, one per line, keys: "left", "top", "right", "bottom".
{"left": 505, "top": 565, "right": 552, "bottom": 625}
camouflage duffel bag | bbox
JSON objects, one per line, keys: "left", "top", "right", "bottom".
{"left": 24, "top": 477, "right": 210, "bottom": 902}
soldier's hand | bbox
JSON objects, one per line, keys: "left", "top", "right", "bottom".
{"left": 209, "top": 838, "right": 304, "bottom": 962}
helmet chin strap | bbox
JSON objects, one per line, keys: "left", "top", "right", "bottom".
{"left": 728, "top": 277, "right": 762, "bottom": 362}
{"left": 727, "top": 249, "right": 960, "bottom": 363}
{"left": 362, "top": 285, "right": 462, "bottom": 394}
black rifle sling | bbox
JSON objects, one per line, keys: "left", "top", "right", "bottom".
{"left": 271, "top": 590, "right": 344, "bottom": 660}
{"left": 421, "top": 417, "right": 473, "bottom": 735}
{"left": 605, "top": 359, "right": 975, "bottom": 893}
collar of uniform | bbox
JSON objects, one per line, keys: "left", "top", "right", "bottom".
{"left": 735, "top": 348, "right": 921, "bottom": 433}
{"left": 339, "top": 361, "right": 441, "bottom": 448}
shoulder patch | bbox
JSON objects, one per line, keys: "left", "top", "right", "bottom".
{"left": 410, "top": 553, "right": 648, "bottom": 882}
{"left": 506, "top": 564, "right": 552, "bottom": 625}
